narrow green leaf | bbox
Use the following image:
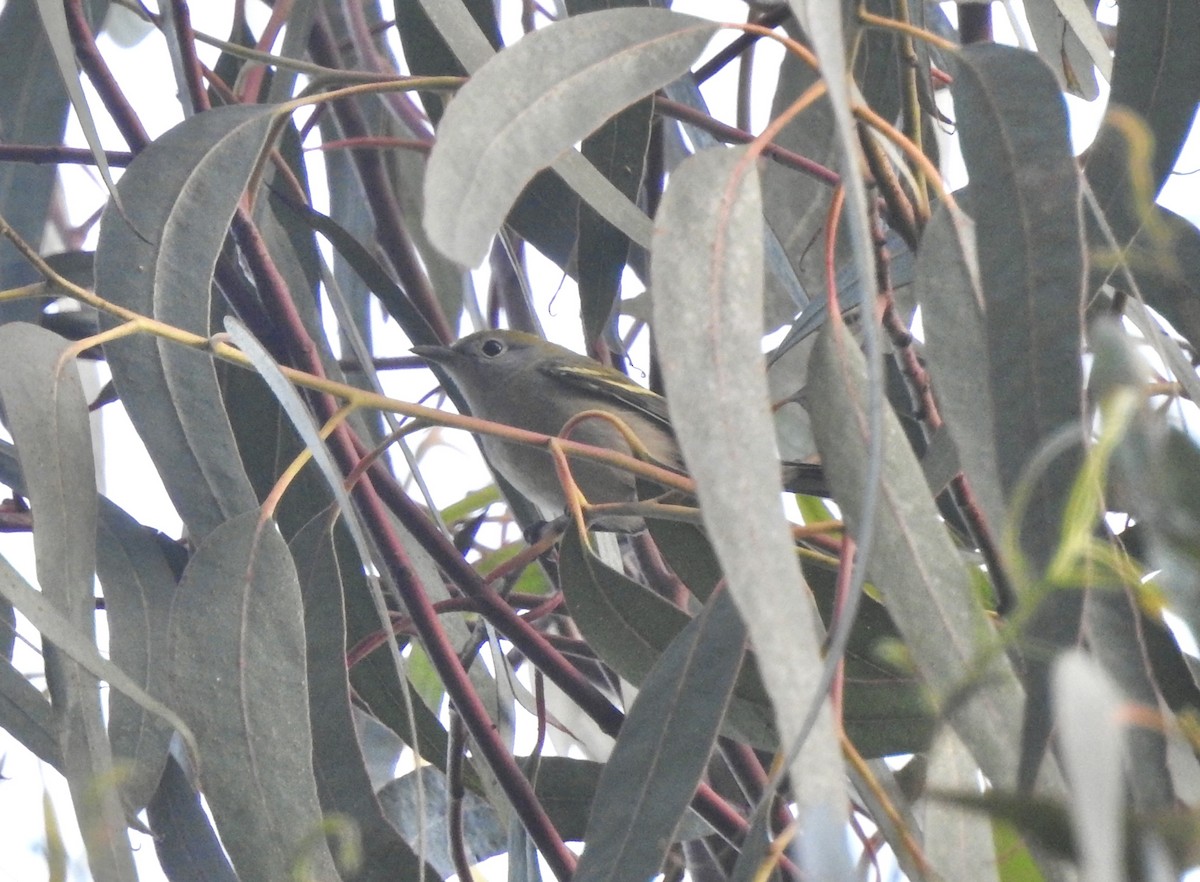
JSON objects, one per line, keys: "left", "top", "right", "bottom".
{"left": 559, "top": 528, "right": 690, "bottom": 685}
{"left": 1083, "top": 588, "right": 1174, "bottom": 811}
{"left": 1053, "top": 650, "right": 1125, "bottom": 882}
{"left": 1086, "top": 0, "right": 1200, "bottom": 221}
{"left": 951, "top": 44, "right": 1086, "bottom": 571}
{"left": 291, "top": 514, "right": 438, "bottom": 881}
{"left": 96, "top": 500, "right": 179, "bottom": 813}
{"left": 378, "top": 766, "right": 509, "bottom": 877}
{"left": 650, "top": 145, "right": 845, "bottom": 817}
{"left": 573, "top": 590, "right": 745, "bottom": 882}
{"left": 146, "top": 757, "right": 238, "bottom": 882}
{"left": 922, "top": 729, "right": 1000, "bottom": 882}
{"left": 951, "top": 42, "right": 1086, "bottom": 794}
{"left": 807, "top": 319, "right": 1030, "bottom": 791}
{"left": 424, "top": 9, "right": 716, "bottom": 266}
{"left": 917, "top": 201, "right": 1007, "bottom": 541}
{"left": 0, "top": 3, "right": 69, "bottom": 323}
{"left": 0, "top": 655, "right": 60, "bottom": 769}
{"left": 169, "top": 510, "right": 338, "bottom": 880}
{"left": 578, "top": 96, "right": 653, "bottom": 345}
{"left": 0, "top": 323, "right": 135, "bottom": 881}
{"left": 33, "top": 0, "right": 122, "bottom": 210}
{"left": 95, "top": 104, "right": 278, "bottom": 541}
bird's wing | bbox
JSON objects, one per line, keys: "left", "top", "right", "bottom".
{"left": 542, "top": 362, "right": 674, "bottom": 431}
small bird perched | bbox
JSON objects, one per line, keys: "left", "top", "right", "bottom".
{"left": 413, "top": 329, "right": 680, "bottom": 531}
{"left": 413, "top": 329, "right": 826, "bottom": 531}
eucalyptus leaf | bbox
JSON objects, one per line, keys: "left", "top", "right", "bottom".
{"left": 169, "top": 511, "right": 339, "bottom": 880}
{"left": 291, "top": 513, "right": 439, "bottom": 881}
{"left": 95, "top": 104, "right": 280, "bottom": 541}
{"left": 424, "top": 9, "right": 717, "bottom": 266}
{"left": 651, "top": 144, "right": 845, "bottom": 819}
{"left": 807, "top": 319, "right": 1029, "bottom": 791}
{"left": 97, "top": 500, "right": 179, "bottom": 812}
{"left": 573, "top": 590, "right": 744, "bottom": 882}
{"left": 0, "top": 323, "right": 135, "bottom": 881}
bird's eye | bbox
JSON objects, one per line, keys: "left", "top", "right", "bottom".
{"left": 480, "top": 338, "right": 506, "bottom": 357}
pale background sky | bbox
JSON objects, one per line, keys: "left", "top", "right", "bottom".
{"left": 1, "top": 1, "right": 1197, "bottom": 880}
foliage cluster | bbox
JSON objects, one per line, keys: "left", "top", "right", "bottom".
{"left": 1, "top": 1, "right": 1200, "bottom": 881}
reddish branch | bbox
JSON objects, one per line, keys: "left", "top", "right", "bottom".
{"left": 0, "top": 145, "right": 134, "bottom": 167}
{"left": 164, "top": 0, "right": 212, "bottom": 114}
{"left": 308, "top": 16, "right": 453, "bottom": 344}
{"left": 64, "top": 0, "right": 150, "bottom": 152}
{"left": 654, "top": 97, "right": 840, "bottom": 187}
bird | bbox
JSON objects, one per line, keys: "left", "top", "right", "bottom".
{"left": 413, "top": 329, "right": 826, "bottom": 531}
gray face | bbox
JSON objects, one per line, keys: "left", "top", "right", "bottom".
{"left": 414, "top": 332, "right": 547, "bottom": 423}
{"left": 414, "top": 331, "right": 675, "bottom": 530}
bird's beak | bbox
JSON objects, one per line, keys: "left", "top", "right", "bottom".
{"left": 411, "top": 344, "right": 454, "bottom": 364}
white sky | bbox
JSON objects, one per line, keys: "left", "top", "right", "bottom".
{"left": 1, "top": 1, "right": 1198, "bottom": 880}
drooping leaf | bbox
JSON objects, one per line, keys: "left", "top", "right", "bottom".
{"left": 271, "top": 192, "right": 440, "bottom": 346}
{"left": 223, "top": 315, "right": 468, "bottom": 757}
{"left": 917, "top": 200, "right": 1007, "bottom": 547}
{"left": 378, "top": 765, "right": 510, "bottom": 878}
{"left": 96, "top": 499, "right": 180, "bottom": 813}
{"left": 759, "top": 23, "right": 840, "bottom": 314}
{"left": 951, "top": 43, "right": 1086, "bottom": 793}
{"left": 802, "top": 561, "right": 936, "bottom": 758}
{"left": 424, "top": 9, "right": 717, "bottom": 266}
{"left": 559, "top": 527, "right": 690, "bottom": 685}
{"left": 577, "top": 96, "right": 653, "bottom": 346}
{"left": 951, "top": 43, "right": 1085, "bottom": 572}
{"left": 95, "top": 104, "right": 279, "bottom": 541}
{"left": 564, "top": 0, "right": 656, "bottom": 343}
{"left": 1053, "top": 650, "right": 1126, "bottom": 882}
{"left": 394, "top": 0, "right": 584, "bottom": 272}
{"left": 0, "top": 2, "right": 70, "bottom": 323}
{"left": 557, "top": 529, "right": 778, "bottom": 750}
{"left": 1107, "top": 208, "right": 1200, "bottom": 350}
{"left": 0, "top": 323, "right": 135, "bottom": 881}
{"left": 1023, "top": 0, "right": 1106, "bottom": 99}
{"left": 146, "top": 757, "right": 238, "bottom": 882}
{"left": 0, "top": 655, "right": 61, "bottom": 770}
{"left": 0, "top": 547, "right": 193, "bottom": 749}
{"left": 921, "top": 729, "right": 1000, "bottom": 882}
{"left": 662, "top": 74, "right": 812, "bottom": 329}
{"left": 1085, "top": 0, "right": 1200, "bottom": 239}
{"left": 0, "top": 584, "right": 13, "bottom": 662}
{"left": 573, "top": 590, "right": 744, "bottom": 882}
{"left": 393, "top": 0, "right": 501, "bottom": 122}
{"left": 168, "top": 510, "right": 339, "bottom": 880}
{"left": 291, "top": 513, "right": 439, "bottom": 881}
{"left": 1082, "top": 587, "right": 1174, "bottom": 812}
{"left": 33, "top": 0, "right": 123, "bottom": 209}
{"left": 650, "top": 144, "right": 845, "bottom": 818}
{"left": 647, "top": 518, "right": 935, "bottom": 757}
{"left": 807, "top": 319, "right": 1031, "bottom": 792}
